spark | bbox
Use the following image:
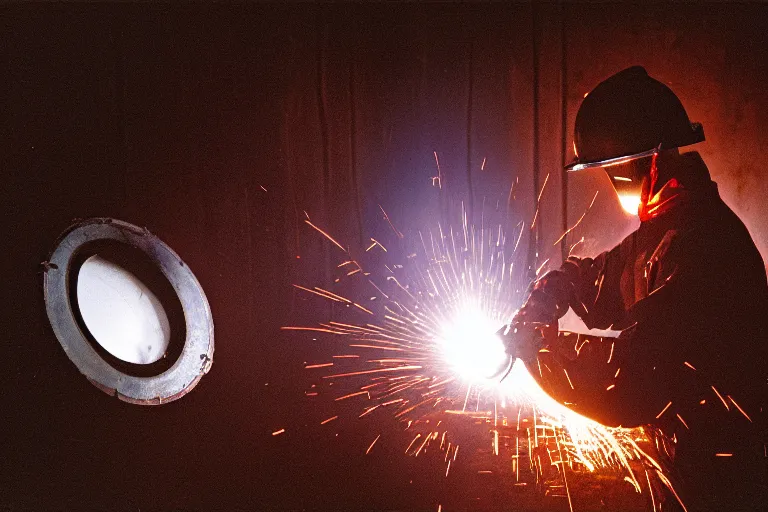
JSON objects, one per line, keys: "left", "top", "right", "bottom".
{"left": 305, "top": 362, "right": 333, "bottom": 369}
{"left": 727, "top": 395, "right": 752, "bottom": 422}
{"left": 281, "top": 326, "right": 340, "bottom": 334}
{"left": 272, "top": 429, "right": 285, "bottom": 436}
{"left": 553, "top": 191, "right": 599, "bottom": 246}
{"left": 656, "top": 401, "right": 673, "bottom": 419}
{"left": 366, "top": 238, "right": 388, "bottom": 252}
{"left": 432, "top": 152, "right": 442, "bottom": 189}
{"left": 320, "top": 415, "right": 339, "bottom": 425}
{"left": 366, "top": 434, "right": 381, "bottom": 454}
{"left": 530, "top": 173, "right": 550, "bottom": 230}
{"left": 323, "top": 366, "right": 423, "bottom": 379}
{"left": 287, "top": 213, "right": 683, "bottom": 508}
{"left": 304, "top": 219, "right": 347, "bottom": 252}
{"left": 563, "top": 368, "right": 575, "bottom": 390}
{"left": 335, "top": 391, "right": 370, "bottom": 401}
{"left": 379, "top": 204, "right": 404, "bottom": 238}
{"left": 292, "top": 284, "right": 346, "bottom": 303}
{"left": 711, "top": 386, "right": 730, "bottom": 410}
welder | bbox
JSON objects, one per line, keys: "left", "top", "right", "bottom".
{"left": 505, "top": 67, "right": 768, "bottom": 511}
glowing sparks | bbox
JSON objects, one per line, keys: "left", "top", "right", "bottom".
{"left": 286, "top": 212, "right": 682, "bottom": 509}
{"left": 305, "top": 362, "right": 334, "bottom": 369}
{"left": 366, "top": 434, "right": 381, "bottom": 454}
{"left": 320, "top": 415, "right": 339, "bottom": 425}
{"left": 727, "top": 395, "right": 752, "bottom": 422}
{"left": 437, "top": 306, "right": 510, "bottom": 382}
{"left": 656, "top": 401, "right": 673, "bottom": 419}
{"left": 304, "top": 219, "right": 347, "bottom": 252}
{"left": 711, "top": 385, "right": 730, "bottom": 411}
{"left": 272, "top": 429, "right": 285, "bottom": 436}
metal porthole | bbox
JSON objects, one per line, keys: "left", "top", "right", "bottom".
{"left": 43, "top": 218, "right": 214, "bottom": 405}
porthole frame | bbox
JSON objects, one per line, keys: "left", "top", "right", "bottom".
{"left": 43, "top": 218, "right": 214, "bottom": 405}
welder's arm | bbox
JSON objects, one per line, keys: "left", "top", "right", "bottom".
{"left": 514, "top": 250, "right": 621, "bottom": 330}
{"left": 523, "top": 256, "right": 707, "bottom": 428}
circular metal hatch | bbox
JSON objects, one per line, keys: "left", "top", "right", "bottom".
{"left": 43, "top": 218, "right": 214, "bottom": 405}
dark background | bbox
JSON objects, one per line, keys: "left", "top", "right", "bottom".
{"left": 2, "top": 2, "right": 767, "bottom": 511}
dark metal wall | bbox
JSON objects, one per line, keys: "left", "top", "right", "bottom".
{"left": 2, "top": 3, "right": 766, "bottom": 511}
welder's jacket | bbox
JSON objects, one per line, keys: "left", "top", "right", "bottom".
{"left": 519, "top": 153, "right": 768, "bottom": 511}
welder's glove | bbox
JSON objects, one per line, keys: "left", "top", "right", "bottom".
{"left": 513, "top": 269, "right": 574, "bottom": 326}
{"left": 497, "top": 321, "right": 553, "bottom": 363}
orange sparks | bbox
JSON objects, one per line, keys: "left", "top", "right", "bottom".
{"left": 366, "top": 238, "right": 388, "bottom": 252}
{"left": 359, "top": 405, "right": 381, "bottom": 418}
{"left": 292, "top": 284, "right": 345, "bottom": 303}
{"left": 683, "top": 361, "right": 696, "bottom": 370}
{"left": 553, "top": 191, "right": 599, "bottom": 246}
{"left": 305, "top": 362, "right": 334, "bottom": 369}
{"left": 711, "top": 386, "right": 730, "bottom": 411}
{"left": 530, "top": 173, "right": 550, "bottom": 230}
{"left": 715, "top": 453, "right": 733, "bottom": 457}
{"left": 676, "top": 413, "right": 689, "bottom": 429}
{"left": 432, "top": 152, "right": 442, "bottom": 189}
{"left": 304, "top": 219, "right": 347, "bottom": 252}
{"left": 606, "top": 384, "right": 616, "bottom": 391}
{"left": 320, "top": 415, "right": 339, "bottom": 425}
{"left": 656, "top": 401, "right": 673, "bottom": 419}
{"left": 352, "top": 302, "right": 374, "bottom": 315}
{"left": 335, "top": 391, "right": 370, "bottom": 401}
{"left": 563, "top": 368, "right": 574, "bottom": 390}
{"left": 272, "top": 429, "right": 285, "bottom": 436}
{"left": 405, "top": 434, "right": 421, "bottom": 453}
{"left": 313, "top": 286, "right": 353, "bottom": 303}
{"left": 366, "top": 434, "right": 381, "bottom": 454}
{"left": 727, "top": 395, "right": 752, "bottom": 422}
{"left": 280, "top": 326, "right": 340, "bottom": 334}
{"left": 348, "top": 344, "right": 407, "bottom": 352}
{"left": 378, "top": 204, "right": 404, "bottom": 238}
{"left": 414, "top": 434, "right": 431, "bottom": 456}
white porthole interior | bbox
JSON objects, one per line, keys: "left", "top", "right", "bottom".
{"left": 77, "top": 255, "right": 171, "bottom": 365}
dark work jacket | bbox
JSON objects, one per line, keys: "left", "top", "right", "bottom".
{"left": 523, "top": 154, "right": 768, "bottom": 511}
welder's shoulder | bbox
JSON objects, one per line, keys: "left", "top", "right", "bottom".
{"left": 696, "top": 199, "right": 766, "bottom": 272}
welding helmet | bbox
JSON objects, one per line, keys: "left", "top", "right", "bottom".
{"left": 566, "top": 66, "right": 704, "bottom": 172}
{"left": 565, "top": 67, "right": 704, "bottom": 214}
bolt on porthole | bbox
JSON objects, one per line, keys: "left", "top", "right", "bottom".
{"left": 43, "top": 218, "right": 214, "bottom": 404}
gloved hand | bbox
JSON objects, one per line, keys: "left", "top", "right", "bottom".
{"left": 514, "top": 270, "right": 573, "bottom": 326}
{"left": 496, "top": 321, "right": 553, "bottom": 363}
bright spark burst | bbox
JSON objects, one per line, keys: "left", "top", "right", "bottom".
{"left": 285, "top": 204, "right": 680, "bottom": 509}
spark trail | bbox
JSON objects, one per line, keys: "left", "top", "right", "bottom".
{"left": 285, "top": 204, "right": 678, "bottom": 510}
